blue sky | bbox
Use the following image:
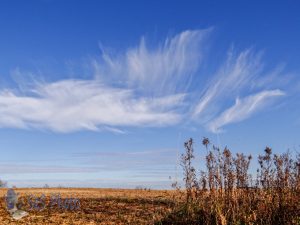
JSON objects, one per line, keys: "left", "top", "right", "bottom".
{"left": 0, "top": 0, "right": 300, "bottom": 189}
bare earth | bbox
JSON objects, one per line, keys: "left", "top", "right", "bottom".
{"left": 0, "top": 188, "right": 175, "bottom": 225}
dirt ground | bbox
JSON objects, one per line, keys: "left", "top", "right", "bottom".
{"left": 0, "top": 188, "right": 175, "bottom": 225}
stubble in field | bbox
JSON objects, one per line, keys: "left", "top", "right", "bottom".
{"left": 0, "top": 188, "right": 174, "bottom": 225}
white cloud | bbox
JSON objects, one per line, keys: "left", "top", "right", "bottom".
{"left": 0, "top": 29, "right": 288, "bottom": 133}
{"left": 95, "top": 28, "right": 212, "bottom": 96}
{"left": 207, "top": 90, "right": 285, "bottom": 133}
{"left": 0, "top": 29, "right": 213, "bottom": 133}
{"left": 0, "top": 80, "right": 186, "bottom": 132}
{"left": 192, "top": 49, "right": 264, "bottom": 121}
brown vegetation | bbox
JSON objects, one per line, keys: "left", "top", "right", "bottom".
{"left": 0, "top": 188, "right": 174, "bottom": 224}
{"left": 158, "top": 137, "right": 300, "bottom": 225}
{"left": 1, "top": 138, "right": 299, "bottom": 224}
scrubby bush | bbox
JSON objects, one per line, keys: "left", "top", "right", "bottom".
{"left": 158, "top": 137, "right": 300, "bottom": 225}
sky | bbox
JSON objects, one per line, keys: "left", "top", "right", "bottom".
{"left": 0, "top": 0, "right": 300, "bottom": 189}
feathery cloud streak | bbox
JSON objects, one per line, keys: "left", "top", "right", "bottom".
{"left": 193, "top": 49, "right": 263, "bottom": 120}
{"left": 95, "top": 29, "right": 211, "bottom": 96}
{"left": 0, "top": 29, "right": 287, "bottom": 133}
{"left": 207, "top": 90, "right": 285, "bottom": 133}
{"left": 0, "top": 29, "right": 210, "bottom": 132}
{"left": 0, "top": 80, "right": 185, "bottom": 132}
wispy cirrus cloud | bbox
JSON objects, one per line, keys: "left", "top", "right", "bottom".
{"left": 0, "top": 29, "right": 212, "bottom": 133}
{"left": 207, "top": 90, "right": 285, "bottom": 133}
{"left": 73, "top": 148, "right": 177, "bottom": 170}
{"left": 192, "top": 49, "right": 264, "bottom": 120}
{"left": 0, "top": 80, "right": 185, "bottom": 132}
{"left": 3, "top": 148, "right": 178, "bottom": 188}
{"left": 0, "top": 29, "right": 288, "bottom": 133}
{"left": 190, "top": 48, "right": 289, "bottom": 132}
{"left": 0, "top": 149, "right": 177, "bottom": 174}
{"left": 0, "top": 163, "right": 99, "bottom": 174}
{"left": 95, "top": 28, "right": 211, "bottom": 96}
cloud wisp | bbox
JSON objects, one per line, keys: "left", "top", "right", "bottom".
{"left": 190, "top": 48, "right": 290, "bottom": 132}
{"left": 0, "top": 163, "right": 99, "bottom": 174}
{"left": 0, "top": 80, "right": 185, "bottom": 132}
{"left": 0, "top": 29, "right": 288, "bottom": 133}
{"left": 192, "top": 49, "right": 264, "bottom": 121}
{"left": 95, "top": 29, "right": 211, "bottom": 96}
{"left": 207, "top": 90, "right": 285, "bottom": 133}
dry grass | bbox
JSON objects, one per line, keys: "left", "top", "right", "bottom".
{"left": 1, "top": 137, "right": 299, "bottom": 224}
{"left": 160, "top": 137, "right": 300, "bottom": 225}
{"left": 0, "top": 188, "right": 175, "bottom": 224}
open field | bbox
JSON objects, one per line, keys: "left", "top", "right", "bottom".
{"left": 0, "top": 140, "right": 299, "bottom": 225}
{"left": 0, "top": 188, "right": 175, "bottom": 225}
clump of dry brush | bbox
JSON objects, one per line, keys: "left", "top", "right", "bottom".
{"left": 158, "top": 137, "right": 300, "bottom": 225}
